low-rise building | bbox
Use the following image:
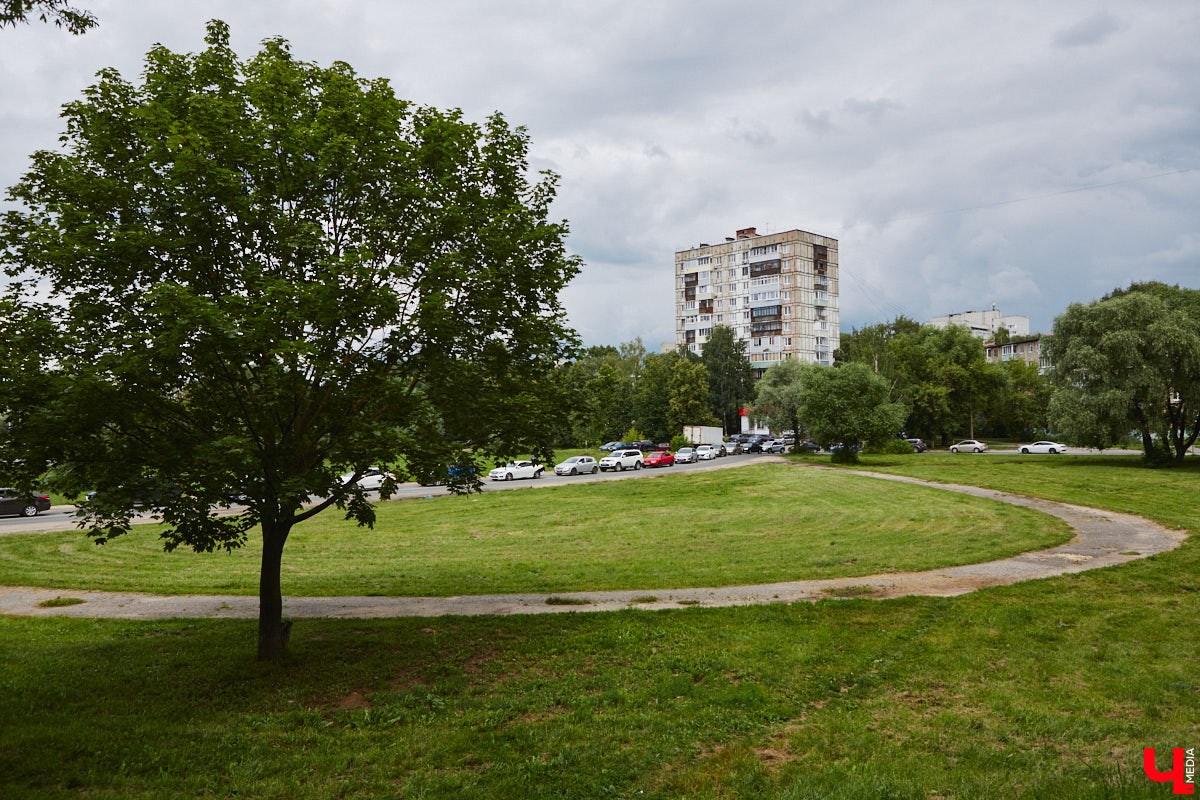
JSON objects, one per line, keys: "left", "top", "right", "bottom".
{"left": 984, "top": 334, "right": 1050, "bottom": 374}
{"left": 928, "top": 307, "right": 1029, "bottom": 338}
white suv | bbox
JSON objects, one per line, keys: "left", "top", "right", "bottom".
{"left": 695, "top": 445, "right": 717, "bottom": 460}
{"left": 598, "top": 449, "right": 643, "bottom": 472}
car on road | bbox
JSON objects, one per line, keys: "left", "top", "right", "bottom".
{"left": 554, "top": 456, "right": 599, "bottom": 476}
{"left": 906, "top": 438, "right": 928, "bottom": 453}
{"left": 598, "top": 441, "right": 629, "bottom": 452}
{"left": 0, "top": 488, "right": 52, "bottom": 517}
{"left": 632, "top": 440, "right": 657, "bottom": 452}
{"left": 643, "top": 451, "right": 675, "bottom": 468}
{"left": 695, "top": 444, "right": 719, "bottom": 460}
{"left": 599, "top": 449, "right": 643, "bottom": 472}
{"left": 763, "top": 439, "right": 791, "bottom": 454}
{"left": 675, "top": 447, "right": 698, "bottom": 464}
{"left": 340, "top": 467, "right": 395, "bottom": 491}
{"left": 722, "top": 441, "right": 743, "bottom": 455}
{"left": 488, "top": 460, "right": 544, "bottom": 481}
{"left": 796, "top": 439, "right": 821, "bottom": 453}
{"left": 1019, "top": 441, "right": 1068, "bottom": 454}
{"left": 949, "top": 439, "right": 988, "bottom": 453}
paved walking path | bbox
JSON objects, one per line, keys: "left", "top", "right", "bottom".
{"left": 0, "top": 466, "right": 1185, "bottom": 619}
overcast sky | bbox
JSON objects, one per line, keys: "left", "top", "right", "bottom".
{"left": 3, "top": 1, "right": 1197, "bottom": 348}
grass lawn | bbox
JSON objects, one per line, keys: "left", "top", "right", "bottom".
{"left": 0, "top": 465, "right": 1068, "bottom": 596}
{"left": 1, "top": 457, "right": 1197, "bottom": 799}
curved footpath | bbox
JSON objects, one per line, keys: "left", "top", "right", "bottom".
{"left": 0, "top": 465, "right": 1186, "bottom": 619}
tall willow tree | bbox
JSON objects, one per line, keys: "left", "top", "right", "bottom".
{"left": 0, "top": 21, "right": 580, "bottom": 659}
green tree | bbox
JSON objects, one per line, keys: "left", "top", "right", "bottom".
{"left": 754, "top": 357, "right": 806, "bottom": 439}
{"left": 1047, "top": 283, "right": 1200, "bottom": 462}
{"left": 667, "top": 358, "right": 716, "bottom": 436}
{"left": 0, "top": 0, "right": 95, "bottom": 33}
{"left": 799, "top": 363, "right": 908, "bottom": 463}
{"left": 702, "top": 325, "right": 754, "bottom": 434}
{"left": 0, "top": 22, "right": 580, "bottom": 660}
{"left": 987, "top": 357, "right": 1052, "bottom": 439}
{"left": 632, "top": 350, "right": 679, "bottom": 443}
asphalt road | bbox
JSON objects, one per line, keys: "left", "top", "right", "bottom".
{"left": 0, "top": 452, "right": 773, "bottom": 535}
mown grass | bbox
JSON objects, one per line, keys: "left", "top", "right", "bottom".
{"left": 1, "top": 457, "right": 1197, "bottom": 799}
{"left": 0, "top": 465, "right": 1068, "bottom": 596}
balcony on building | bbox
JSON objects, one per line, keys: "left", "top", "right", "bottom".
{"left": 683, "top": 272, "right": 699, "bottom": 287}
{"left": 749, "top": 258, "right": 782, "bottom": 278}
{"left": 684, "top": 286, "right": 696, "bottom": 301}
{"left": 698, "top": 300, "right": 714, "bottom": 315}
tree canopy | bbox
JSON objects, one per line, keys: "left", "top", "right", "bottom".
{"left": 798, "top": 363, "right": 908, "bottom": 461}
{"left": 703, "top": 325, "right": 754, "bottom": 435}
{"left": 1047, "top": 282, "right": 1200, "bottom": 462}
{"left": 0, "top": 21, "right": 580, "bottom": 659}
{"left": 0, "top": 0, "right": 95, "bottom": 33}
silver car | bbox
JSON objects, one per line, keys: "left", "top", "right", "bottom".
{"left": 554, "top": 456, "right": 599, "bottom": 475}
{"left": 675, "top": 447, "right": 698, "bottom": 464}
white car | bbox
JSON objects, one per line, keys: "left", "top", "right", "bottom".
{"left": 598, "top": 449, "right": 643, "bottom": 472}
{"left": 1020, "top": 441, "right": 1068, "bottom": 454}
{"left": 949, "top": 440, "right": 988, "bottom": 453}
{"left": 488, "top": 460, "right": 544, "bottom": 481}
{"left": 675, "top": 447, "right": 698, "bottom": 464}
{"left": 340, "top": 467, "right": 394, "bottom": 491}
{"left": 695, "top": 444, "right": 717, "bottom": 460}
{"left": 554, "top": 456, "right": 599, "bottom": 476}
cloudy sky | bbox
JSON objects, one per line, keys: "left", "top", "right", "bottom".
{"left": 3, "top": 1, "right": 1198, "bottom": 348}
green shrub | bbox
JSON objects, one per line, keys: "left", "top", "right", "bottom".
{"left": 869, "top": 439, "right": 916, "bottom": 455}
{"left": 670, "top": 434, "right": 690, "bottom": 451}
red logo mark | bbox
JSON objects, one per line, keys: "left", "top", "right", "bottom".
{"left": 1144, "top": 747, "right": 1195, "bottom": 795}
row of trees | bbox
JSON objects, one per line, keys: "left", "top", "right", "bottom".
{"left": 832, "top": 317, "right": 1051, "bottom": 443}
{"left": 549, "top": 327, "right": 754, "bottom": 446}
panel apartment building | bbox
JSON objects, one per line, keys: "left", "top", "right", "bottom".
{"left": 675, "top": 226, "right": 840, "bottom": 374}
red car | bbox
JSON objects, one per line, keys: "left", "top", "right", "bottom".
{"left": 643, "top": 451, "right": 675, "bottom": 468}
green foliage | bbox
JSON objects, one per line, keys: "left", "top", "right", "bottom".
{"left": 0, "top": 21, "right": 579, "bottom": 658}
{"left": 754, "top": 357, "right": 806, "bottom": 437}
{"left": 869, "top": 438, "right": 917, "bottom": 455}
{"left": 800, "top": 363, "right": 908, "bottom": 458}
{"left": 621, "top": 427, "right": 644, "bottom": 443}
{"left": 669, "top": 434, "right": 690, "bottom": 451}
{"left": 0, "top": 0, "right": 96, "bottom": 34}
{"left": 703, "top": 325, "right": 755, "bottom": 433}
{"left": 1047, "top": 282, "right": 1200, "bottom": 462}
{"left": 667, "top": 357, "right": 716, "bottom": 434}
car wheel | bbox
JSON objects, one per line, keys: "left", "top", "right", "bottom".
{"left": 570, "top": 467, "right": 577, "bottom": 476}
{"left": 1020, "top": 448, "right": 1029, "bottom": 454}
{"left": 1049, "top": 448, "right": 1057, "bottom": 454}
{"left": 534, "top": 470, "right": 542, "bottom": 479}
{"left": 617, "top": 463, "right": 624, "bottom": 471}
{"left": 973, "top": 447, "right": 981, "bottom": 453}
{"left": 634, "top": 461, "right": 641, "bottom": 470}
{"left": 950, "top": 447, "right": 959, "bottom": 453}
{"left": 22, "top": 504, "right": 39, "bottom": 517}
{"left": 505, "top": 473, "right": 513, "bottom": 481}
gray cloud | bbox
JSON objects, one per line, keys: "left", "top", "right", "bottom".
{"left": 2, "top": 0, "right": 1197, "bottom": 348}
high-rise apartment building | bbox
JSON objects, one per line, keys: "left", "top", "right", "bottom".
{"left": 674, "top": 226, "right": 840, "bottom": 375}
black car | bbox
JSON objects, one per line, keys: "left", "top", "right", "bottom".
{"left": 906, "top": 438, "right": 928, "bottom": 453}
{"left": 633, "top": 440, "right": 656, "bottom": 451}
{"left": 0, "top": 488, "right": 52, "bottom": 517}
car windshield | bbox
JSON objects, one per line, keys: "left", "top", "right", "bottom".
{"left": 678, "top": 448, "right": 692, "bottom": 453}
{"left": 563, "top": 457, "right": 580, "bottom": 463}
{"left": 648, "top": 452, "right": 664, "bottom": 458}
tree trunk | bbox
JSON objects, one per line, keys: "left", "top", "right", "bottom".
{"left": 257, "top": 517, "right": 292, "bottom": 661}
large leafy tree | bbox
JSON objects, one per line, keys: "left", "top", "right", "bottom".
{"left": 667, "top": 358, "right": 716, "bottom": 436}
{"left": 753, "top": 357, "right": 807, "bottom": 439}
{"left": 702, "top": 325, "right": 754, "bottom": 434}
{"left": 798, "top": 363, "right": 908, "bottom": 462}
{"left": 0, "top": 21, "right": 580, "bottom": 659}
{"left": 1047, "top": 282, "right": 1200, "bottom": 462}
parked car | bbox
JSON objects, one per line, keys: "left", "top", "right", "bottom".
{"left": 85, "top": 482, "right": 182, "bottom": 507}
{"left": 0, "top": 488, "right": 51, "bottom": 517}
{"left": 906, "top": 438, "right": 928, "bottom": 453}
{"left": 722, "top": 440, "right": 743, "bottom": 455}
{"left": 745, "top": 435, "right": 772, "bottom": 453}
{"left": 632, "top": 440, "right": 657, "bottom": 452}
{"left": 488, "top": 460, "right": 544, "bottom": 481}
{"left": 1019, "top": 441, "right": 1068, "bottom": 454}
{"left": 598, "top": 449, "right": 643, "bottom": 471}
{"left": 598, "top": 442, "right": 624, "bottom": 452}
{"left": 340, "top": 467, "right": 395, "bottom": 491}
{"left": 554, "top": 456, "right": 599, "bottom": 476}
{"left": 949, "top": 440, "right": 988, "bottom": 453}
{"left": 695, "top": 444, "right": 718, "bottom": 460}
{"left": 643, "top": 451, "right": 675, "bottom": 468}
{"left": 763, "top": 439, "right": 791, "bottom": 454}
{"left": 675, "top": 447, "right": 698, "bottom": 464}
{"left": 796, "top": 439, "right": 821, "bottom": 453}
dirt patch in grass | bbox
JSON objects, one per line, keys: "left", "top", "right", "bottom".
{"left": 337, "top": 691, "right": 373, "bottom": 710}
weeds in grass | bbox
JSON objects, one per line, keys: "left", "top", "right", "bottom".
{"left": 545, "top": 596, "right": 589, "bottom": 606}
{"left": 36, "top": 596, "right": 84, "bottom": 608}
